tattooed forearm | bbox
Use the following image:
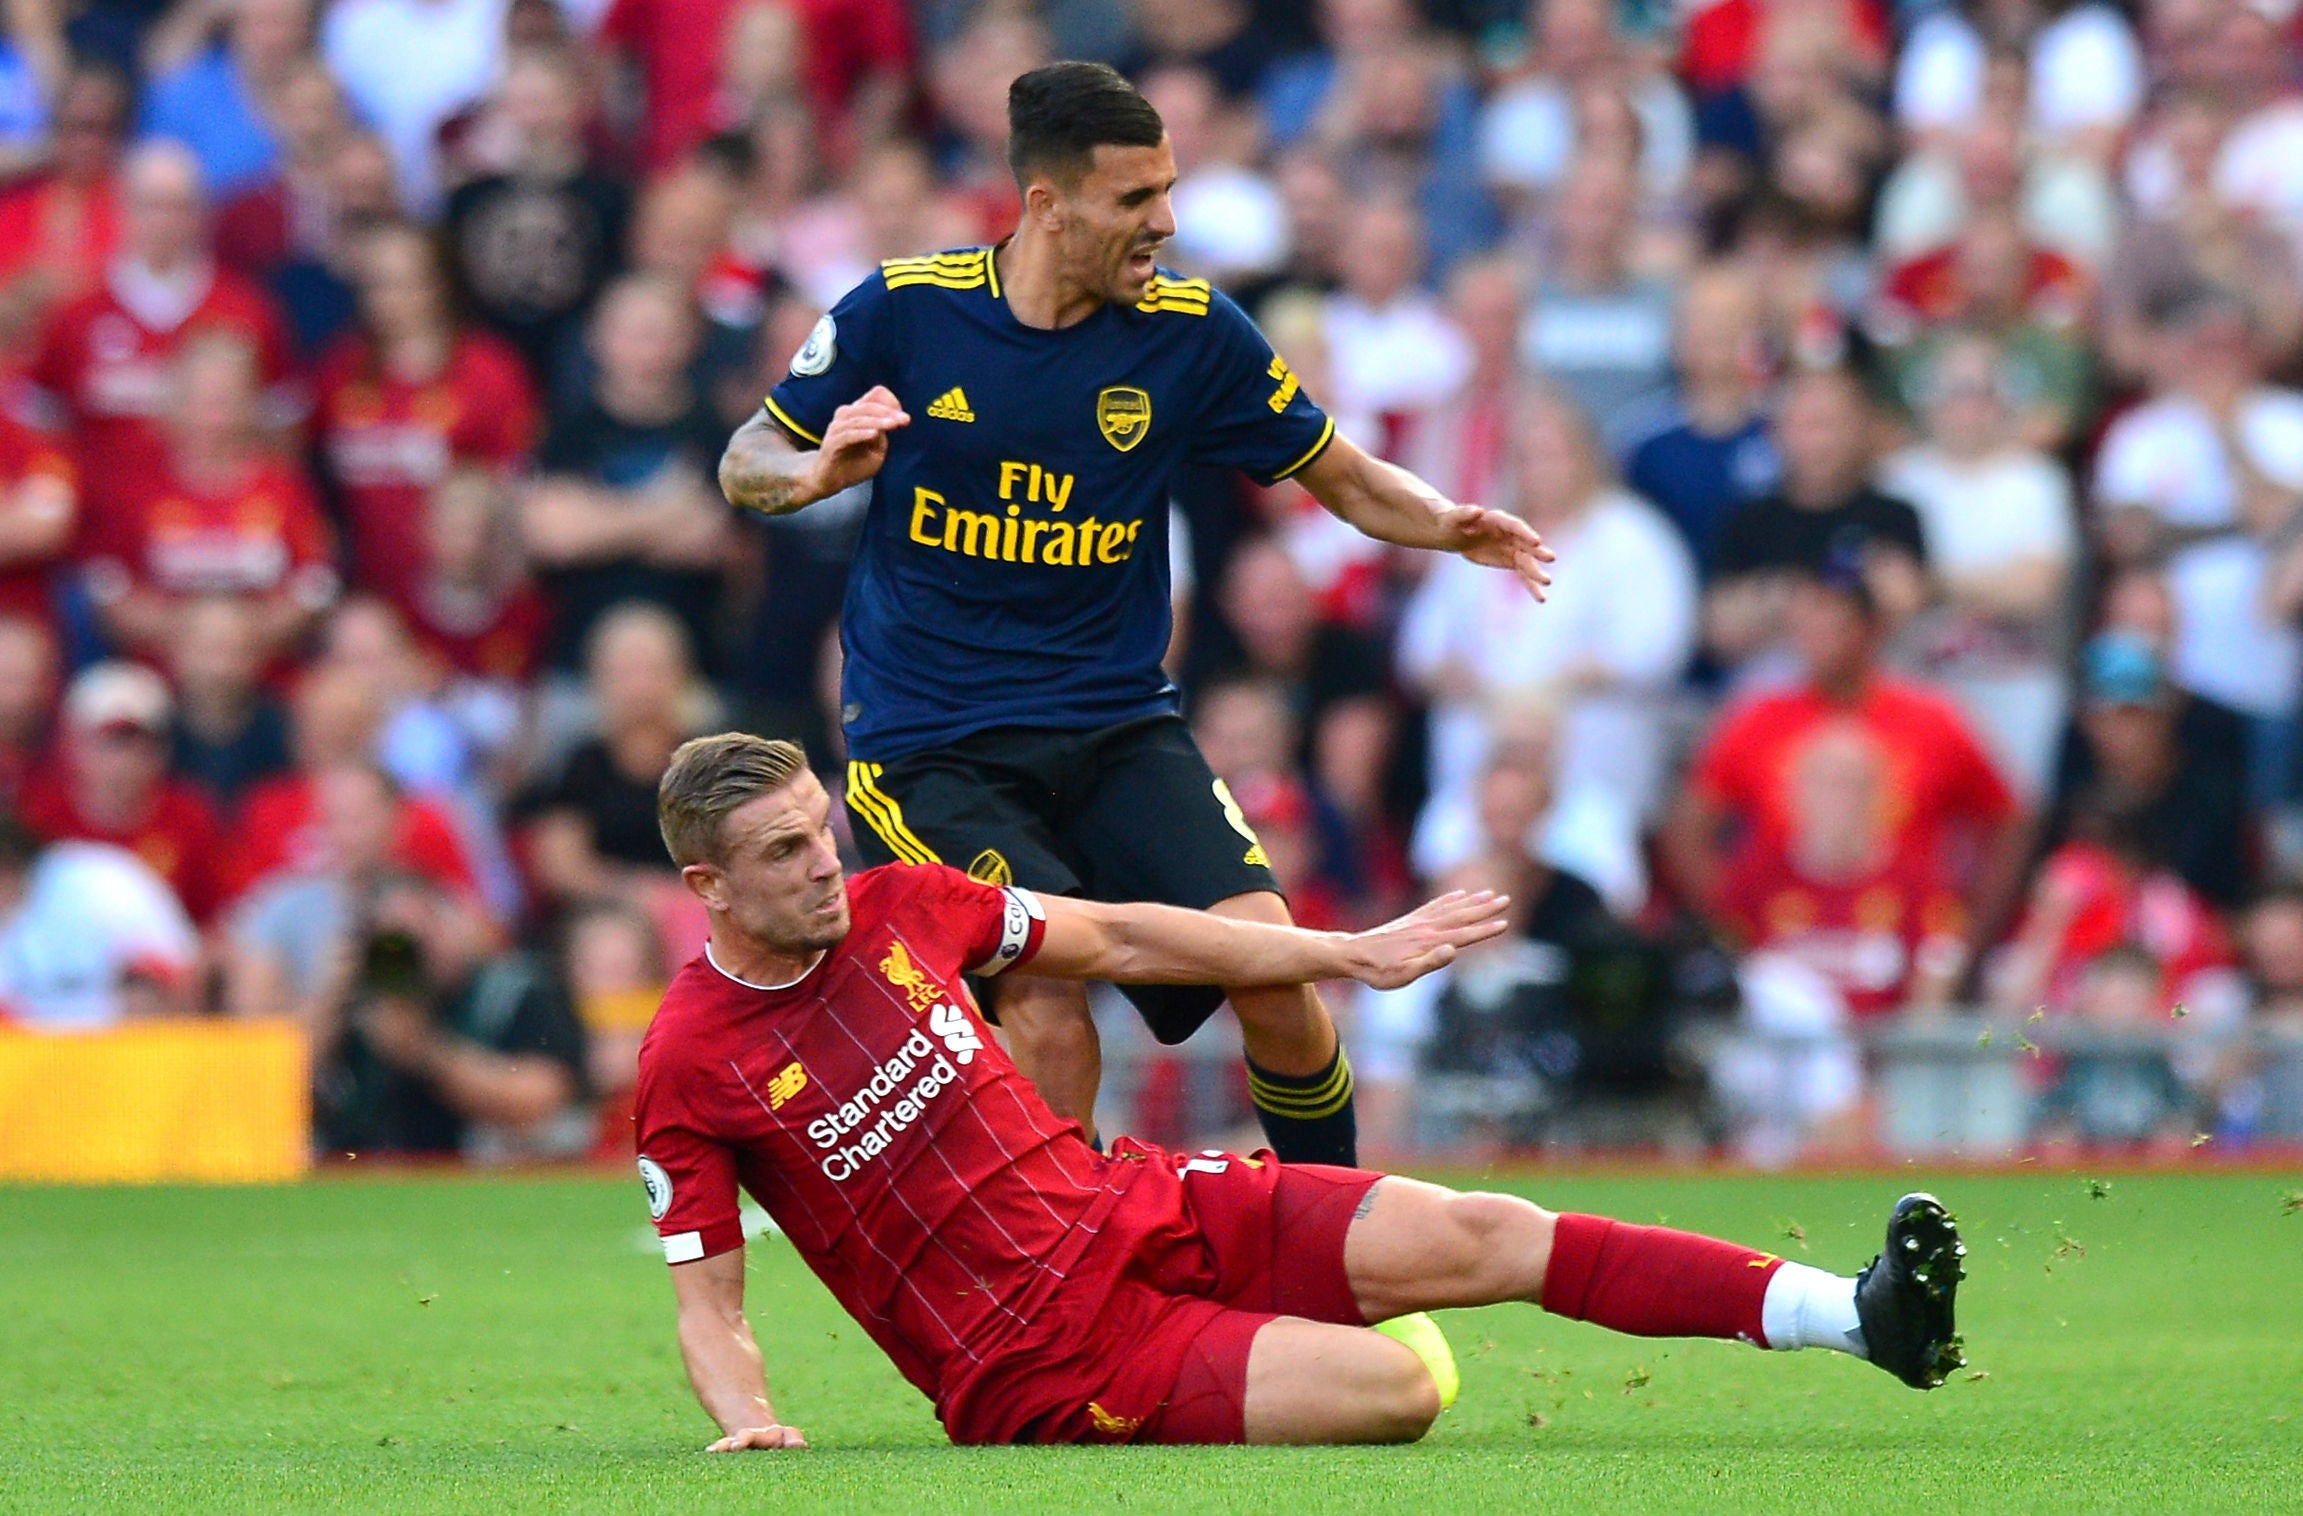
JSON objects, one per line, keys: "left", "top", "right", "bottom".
{"left": 718, "top": 411, "right": 821, "bottom": 517}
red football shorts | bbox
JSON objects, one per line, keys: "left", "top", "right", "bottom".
{"left": 957, "top": 1144, "right": 1382, "bottom": 1446}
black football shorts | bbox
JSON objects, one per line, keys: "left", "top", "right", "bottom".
{"left": 844, "top": 714, "right": 1283, "bottom": 1043}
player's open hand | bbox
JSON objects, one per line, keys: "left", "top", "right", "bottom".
{"left": 809, "top": 385, "right": 910, "bottom": 497}
{"left": 1436, "top": 501, "right": 1555, "bottom": 601}
{"left": 706, "top": 1424, "right": 809, "bottom": 1451}
{"left": 1340, "top": 890, "right": 1512, "bottom": 989}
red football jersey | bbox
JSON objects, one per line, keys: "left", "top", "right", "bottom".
{"left": 315, "top": 331, "right": 538, "bottom": 605}
{"left": 92, "top": 452, "right": 337, "bottom": 604}
{"left": 407, "top": 579, "right": 552, "bottom": 682}
{"left": 18, "top": 766, "right": 227, "bottom": 923}
{"left": 1718, "top": 845, "right": 1967, "bottom": 1018}
{"left": 1690, "top": 677, "right": 2016, "bottom": 880}
{"left": 221, "top": 773, "right": 481, "bottom": 906}
{"left": 635, "top": 864, "right": 1158, "bottom": 1423}
{"left": 26, "top": 265, "right": 301, "bottom": 555}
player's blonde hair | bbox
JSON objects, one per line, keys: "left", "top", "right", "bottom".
{"left": 657, "top": 732, "right": 810, "bottom": 866}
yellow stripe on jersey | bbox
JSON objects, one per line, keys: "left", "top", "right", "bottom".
{"left": 882, "top": 249, "right": 991, "bottom": 267}
{"left": 1269, "top": 415, "right": 1337, "bottom": 481}
{"left": 762, "top": 395, "right": 823, "bottom": 446}
{"left": 883, "top": 250, "right": 992, "bottom": 292}
{"left": 1135, "top": 276, "right": 1211, "bottom": 315}
{"left": 846, "top": 762, "right": 942, "bottom": 865}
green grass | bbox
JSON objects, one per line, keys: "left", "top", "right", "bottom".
{"left": 3, "top": 1169, "right": 2298, "bottom": 1513}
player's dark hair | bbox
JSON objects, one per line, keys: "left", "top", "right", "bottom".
{"left": 1007, "top": 61, "right": 1166, "bottom": 190}
{"left": 659, "top": 733, "right": 811, "bottom": 866}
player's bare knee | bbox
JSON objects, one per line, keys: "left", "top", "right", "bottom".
{"left": 1444, "top": 1191, "right": 1556, "bottom": 1300}
{"left": 1227, "top": 979, "right": 1325, "bottom": 1039}
{"left": 1367, "top": 1336, "right": 1443, "bottom": 1443}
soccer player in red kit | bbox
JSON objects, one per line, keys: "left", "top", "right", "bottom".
{"left": 638, "top": 735, "right": 1968, "bottom": 1449}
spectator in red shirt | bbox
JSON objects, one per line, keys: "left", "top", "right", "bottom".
{"left": 601, "top": 0, "right": 912, "bottom": 173}
{"left": 1681, "top": 0, "right": 1889, "bottom": 98}
{"left": 1668, "top": 547, "right": 2025, "bottom": 972}
{"left": 0, "top": 61, "right": 129, "bottom": 375}
{"left": 0, "top": 613, "right": 56, "bottom": 805}
{"left": 19, "top": 660, "right": 226, "bottom": 923}
{"left": 407, "top": 466, "right": 551, "bottom": 687}
{"left": 25, "top": 140, "right": 302, "bottom": 544}
{"left": 1993, "top": 793, "right": 2237, "bottom": 1020}
{"left": 317, "top": 221, "right": 538, "bottom": 609}
{"left": 86, "top": 331, "right": 338, "bottom": 661}
{"left": 0, "top": 408, "right": 76, "bottom": 629}
{"left": 1873, "top": 211, "right": 2089, "bottom": 341}
{"left": 1871, "top": 209, "right": 2093, "bottom": 452}
{"left": 1718, "top": 717, "right": 1970, "bottom": 1017}
{"left": 222, "top": 661, "right": 481, "bottom": 908}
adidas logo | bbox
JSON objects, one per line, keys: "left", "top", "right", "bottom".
{"left": 925, "top": 387, "right": 975, "bottom": 422}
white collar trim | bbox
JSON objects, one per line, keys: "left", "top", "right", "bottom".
{"left": 705, "top": 940, "right": 825, "bottom": 992}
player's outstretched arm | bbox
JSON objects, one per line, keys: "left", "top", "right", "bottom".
{"left": 1029, "top": 889, "right": 1509, "bottom": 991}
{"left": 717, "top": 385, "right": 911, "bottom": 517}
{"left": 1296, "top": 433, "right": 1555, "bottom": 600}
{"left": 669, "top": 1246, "right": 809, "bottom": 1451}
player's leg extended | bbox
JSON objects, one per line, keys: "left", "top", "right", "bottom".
{"left": 1210, "top": 890, "right": 1359, "bottom": 1167}
{"left": 1340, "top": 1178, "right": 1968, "bottom": 1389}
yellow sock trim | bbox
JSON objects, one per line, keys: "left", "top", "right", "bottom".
{"left": 1248, "top": 1051, "right": 1355, "bottom": 1121}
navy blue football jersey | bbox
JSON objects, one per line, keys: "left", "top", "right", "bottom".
{"left": 764, "top": 246, "right": 1335, "bottom": 760}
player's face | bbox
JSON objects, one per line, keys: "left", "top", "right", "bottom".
{"left": 1053, "top": 140, "right": 1178, "bottom": 306}
{"left": 697, "top": 773, "right": 852, "bottom": 954}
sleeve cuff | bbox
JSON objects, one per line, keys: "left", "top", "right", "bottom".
{"left": 1264, "top": 415, "right": 1337, "bottom": 484}
{"left": 763, "top": 395, "right": 823, "bottom": 447}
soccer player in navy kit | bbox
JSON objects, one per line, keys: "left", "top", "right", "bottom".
{"left": 716, "top": 61, "right": 1552, "bottom": 1166}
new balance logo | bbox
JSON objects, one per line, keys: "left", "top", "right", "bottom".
{"left": 767, "top": 1061, "right": 808, "bottom": 1109}
{"left": 925, "top": 386, "right": 975, "bottom": 422}
{"left": 929, "top": 1002, "right": 984, "bottom": 1064}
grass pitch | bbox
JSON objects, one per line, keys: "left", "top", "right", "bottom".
{"left": 3, "top": 1168, "right": 2297, "bottom": 1514}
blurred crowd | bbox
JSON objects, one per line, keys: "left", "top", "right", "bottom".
{"left": 3, "top": 0, "right": 2303, "bottom": 1161}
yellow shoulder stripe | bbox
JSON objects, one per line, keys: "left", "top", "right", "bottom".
{"left": 882, "top": 249, "right": 992, "bottom": 285}
{"left": 1135, "top": 275, "right": 1212, "bottom": 315}
{"left": 886, "top": 272, "right": 990, "bottom": 291}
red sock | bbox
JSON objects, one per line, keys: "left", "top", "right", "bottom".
{"left": 1540, "top": 1213, "right": 1784, "bottom": 1345}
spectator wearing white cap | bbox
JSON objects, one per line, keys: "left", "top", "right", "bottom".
{"left": 16, "top": 661, "right": 227, "bottom": 923}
